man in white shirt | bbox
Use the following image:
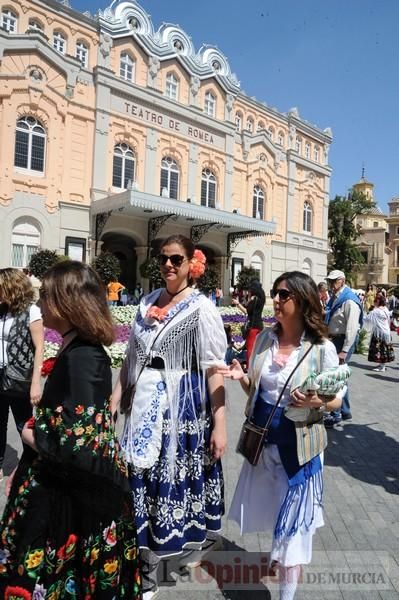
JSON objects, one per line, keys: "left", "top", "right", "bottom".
{"left": 324, "top": 270, "right": 363, "bottom": 427}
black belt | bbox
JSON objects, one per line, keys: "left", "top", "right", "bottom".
{"left": 148, "top": 357, "right": 165, "bottom": 369}
{"left": 147, "top": 357, "right": 199, "bottom": 372}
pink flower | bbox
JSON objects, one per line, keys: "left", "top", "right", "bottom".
{"left": 189, "top": 249, "right": 206, "bottom": 279}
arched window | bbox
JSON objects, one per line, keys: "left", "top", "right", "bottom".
{"left": 314, "top": 146, "right": 319, "bottom": 162}
{"left": 303, "top": 201, "right": 313, "bottom": 232}
{"left": 204, "top": 91, "right": 216, "bottom": 117}
{"left": 268, "top": 126, "right": 274, "bottom": 141}
{"left": 1, "top": 8, "right": 17, "bottom": 32}
{"left": 305, "top": 142, "right": 311, "bottom": 159}
{"left": 295, "top": 136, "right": 302, "bottom": 153}
{"left": 235, "top": 112, "right": 242, "bottom": 132}
{"left": 246, "top": 118, "right": 254, "bottom": 133}
{"left": 165, "top": 72, "right": 179, "bottom": 100}
{"left": 14, "top": 116, "right": 46, "bottom": 172}
{"left": 120, "top": 52, "right": 135, "bottom": 81}
{"left": 201, "top": 168, "right": 217, "bottom": 208}
{"left": 112, "top": 143, "right": 135, "bottom": 189}
{"left": 28, "top": 18, "right": 43, "bottom": 31}
{"left": 301, "top": 258, "right": 312, "bottom": 277}
{"left": 252, "top": 185, "right": 265, "bottom": 219}
{"left": 160, "top": 157, "right": 179, "bottom": 200}
{"left": 257, "top": 121, "right": 265, "bottom": 132}
{"left": 277, "top": 131, "right": 285, "bottom": 146}
{"left": 251, "top": 254, "right": 263, "bottom": 282}
{"left": 76, "top": 40, "right": 89, "bottom": 68}
{"left": 11, "top": 220, "right": 40, "bottom": 268}
{"left": 53, "top": 30, "right": 66, "bottom": 54}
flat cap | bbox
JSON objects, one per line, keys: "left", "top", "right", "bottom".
{"left": 326, "top": 269, "right": 346, "bottom": 280}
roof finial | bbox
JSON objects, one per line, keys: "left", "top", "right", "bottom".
{"left": 361, "top": 162, "right": 365, "bottom": 179}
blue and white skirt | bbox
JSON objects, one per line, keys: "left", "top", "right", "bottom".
{"left": 229, "top": 445, "right": 324, "bottom": 567}
{"left": 129, "top": 369, "right": 224, "bottom": 554}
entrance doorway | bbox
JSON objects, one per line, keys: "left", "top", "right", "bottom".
{"left": 101, "top": 232, "right": 137, "bottom": 293}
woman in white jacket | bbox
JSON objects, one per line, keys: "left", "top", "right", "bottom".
{"left": 365, "top": 295, "right": 394, "bottom": 371}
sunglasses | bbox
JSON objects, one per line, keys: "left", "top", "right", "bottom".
{"left": 270, "top": 288, "right": 293, "bottom": 301}
{"left": 157, "top": 253, "right": 187, "bottom": 267}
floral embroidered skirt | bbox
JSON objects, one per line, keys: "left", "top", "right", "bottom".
{"left": 0, "top": 456, "right": 141, "bottom": 599}
{"left": 368, "top": 334, "right": 395, "bottom": 364}
{"left": 129, "top": 371, "right": 224, "bottom": 554}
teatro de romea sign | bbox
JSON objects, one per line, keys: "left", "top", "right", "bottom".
{"left": 111, "top": 96, "right": 225, "bottom": 149}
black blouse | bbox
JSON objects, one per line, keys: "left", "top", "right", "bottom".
{"left": 246, "top": 295, "right": 265, "bottom": 330}
{"left": 34, "top": 337, "right": 130, "bottom": 515}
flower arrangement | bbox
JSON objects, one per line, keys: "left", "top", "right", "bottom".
{"left": 110, "top": 305, "right": 138, "bottom": 325}
{"left": 189, "top": 249, "right": 206, "bottom": 279}
{"left": 42, "top": 306, "right": 275, "bottom": 370}
{"left": 41, "top": 357, "right": 57, "bottom": 377}
{"left": 103, "top": 342, "right": 128, "bottom": 368}
{"left": 43, "top": 342, "right": 60, "bottom": 361}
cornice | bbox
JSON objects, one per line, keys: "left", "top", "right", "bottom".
{"left": 288, "top": 114, "right": 332, "bottom": 144}
{"left": 236, "top": 92, "right": 288, "bottom": 127}
{"left": 287, "top": 150, "right": 332, "bottom": 177}
{"left": 33, "top": 0, "right": 97, "bottom": 29}
{"left": 0, "top": 31, "right": 82, "bottom": 87}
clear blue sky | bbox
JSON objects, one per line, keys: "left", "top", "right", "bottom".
{"left": 74, "top": 0, "right": 399, "bottom": 213}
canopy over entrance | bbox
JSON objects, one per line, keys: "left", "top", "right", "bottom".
{"left": 91, "top": 189, "right": 276, "bottom": 255}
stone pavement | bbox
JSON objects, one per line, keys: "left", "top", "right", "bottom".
{"left": 1, "top": 334, "right": 399, "bottom": 599}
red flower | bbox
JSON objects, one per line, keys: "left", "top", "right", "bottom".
{"left": 75, "top": 405, "right": 84, "bottom": 415}
{"left": 189, "top": 249, "right": 206, "bottom": 279}
{"left": 5, "top": 586, "right": 32, "bottom": 600}
{"left": 57, "top": 533, "right": 78, "bottom": 561}
{"left": 41, "top": 357, "right": 57, "bottom": 377}
{"left": 25, "top": 416, "right": 36, "bottom": 430}
{"left": 146, "top": 306, "right": 168, "bottom": 322}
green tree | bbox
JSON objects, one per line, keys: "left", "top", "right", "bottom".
{"left": 91, "top": 252, "right": 121, "bottom": 284}
{"left": 236, "top": 266, "right": 259, "bottom": 291}
{"left": 139, "top": 257, "right": 164, "bottom": 290}
{"left": 197, "top": 267, "right": 220, "bottom": 295}
{"left": 28, "top": 249, "right": 60, "bottom": 279}
{"left": 328, "top": 190, "right": 375, "bottom": 279}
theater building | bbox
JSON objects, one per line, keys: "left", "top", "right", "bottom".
{"left": 0, "top": 0, "right": 333, "bottom": 292}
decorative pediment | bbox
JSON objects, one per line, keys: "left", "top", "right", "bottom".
{"left": 98, "top": 0, "right": 240, "bottom": 94}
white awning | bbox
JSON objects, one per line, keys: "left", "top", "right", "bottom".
{"left": 91, "top": 189, "right": 276, "bottom": 235}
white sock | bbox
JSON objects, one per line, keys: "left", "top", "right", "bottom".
{"left": 279, "top": 565, "right": 301, "bottom": 600}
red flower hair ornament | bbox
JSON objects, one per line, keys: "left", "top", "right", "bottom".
{"left": 189, "top": 249, "right": 206, "bottom": 279}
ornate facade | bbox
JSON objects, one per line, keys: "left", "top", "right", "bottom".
{"left": 386, "top": 198, "right": 399, "bottom": 285}
{"left": 353, "top": 175, "right": 390, "bottom": 287}
{"left": 0, "top": 0, "right": 333, "bottom": 292}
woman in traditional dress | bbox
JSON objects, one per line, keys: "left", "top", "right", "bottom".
{"left": 365, "top": 294, "right": 395, "bottom": 372}
{"left": 112, "top": 234, "right": 227, "bottom": 599}
{"left": 218, "top": 271, "right": 342, "bottom": 600}
{"left": 0, "top": 261, "right": 141, "bottom": 599}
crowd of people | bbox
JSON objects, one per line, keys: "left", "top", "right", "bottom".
{"left": 0, "top": 249, "right": 397, "bottom": 599}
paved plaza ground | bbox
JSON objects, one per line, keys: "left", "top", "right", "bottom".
{"left": 1, "top": 334, "right": 399, "bottom": 599}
